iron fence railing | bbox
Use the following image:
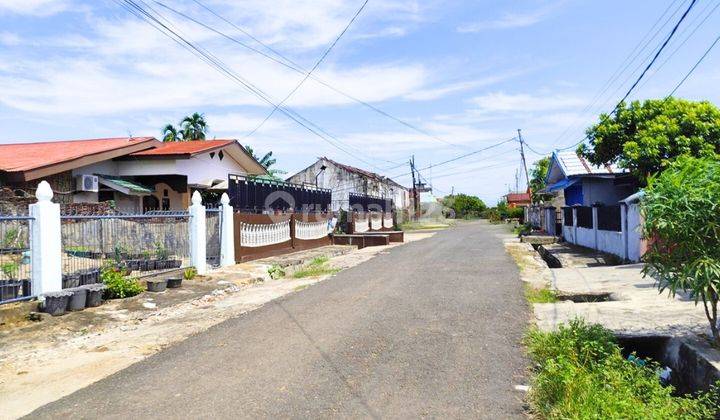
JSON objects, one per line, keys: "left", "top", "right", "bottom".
{"left": 349, "top": 193, "right": 392, "bottom": 212}
{"left": 206, "top": 207, "right": 221, "bottom": 267}
{"left": 563, "top": 207, "right": 573, "bottom": 227}
{"left": 0, "top": 215, "right": 34, "bottom": 303}
{"left": 60, "top": 212, "right": 190, "bottom": 286}
{"left": 576, "top": 206, "right": 593, "bottom": 229}
{"left": 228, "top": 174, "right": 331, "bottom": 212}
{"left": 597, "top": 205, "right": 622, "bottom": 232}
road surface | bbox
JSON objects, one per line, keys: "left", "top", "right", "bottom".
{"left": 27, "top": 221, "right": 529, "bottom": 419}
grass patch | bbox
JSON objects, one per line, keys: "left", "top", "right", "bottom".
{"left": 525, "top": 283, "right": 558, "bottom": 303}
{"left": 292, "top": 255, "right": 339, "bottom": 279}
{"left": 399, "top": 221, "right": 450, "bottom": 231}
{"left": 526, "top": 319, "right": 718, "bottom": 419}
{"left": 267, "top": 264, "right": 286, "bottom": 279}
{"left": 293, "top": 284, "right": 309, "bottom": 292}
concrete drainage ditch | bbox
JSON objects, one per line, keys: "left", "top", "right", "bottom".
{"left": 556, "top": 292, "right": 613, "bottom": 303}
{"left": 617, "top": 334, "right": 720, "bottom": 395}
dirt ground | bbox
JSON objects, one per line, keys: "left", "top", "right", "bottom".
{"left": 0, "top": 232, "right": 434, "bottom": 420}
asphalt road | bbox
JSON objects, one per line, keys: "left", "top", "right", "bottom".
{"left": 28, "top": 221, "right": 529, "bottom": 419}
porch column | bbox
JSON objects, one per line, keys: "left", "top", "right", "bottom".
{"left": 189, "top": 191, "right": 207, "bottom": 275}
{"left": 219, "top": 193, "right": 235, "bottom": 267}
{"left": 30, "top": 181, "right": 62, "bottom": 296}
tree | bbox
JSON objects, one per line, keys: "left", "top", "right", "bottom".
{"left": 580, "top": 98, "right": 720, "bottom": 182}
{"left": 529, "top": 156, "right": 552, "bottom": 203}
{"left": 442, "top": 193, "right": 486, "bottom": 218}
{"left": 162, "top": 113, "right": 209, "bottom": 142}
{"left": 162, "top": 124, "right": 180, "bottom": 142}
{"left": 641, "top": 156, "right": 720, "bottom": 345}
{"left": 180, "top": 112, "right": 208, "bottom": 140}
{"left": 245, "top": 145, "right": 286, "bottom": 178}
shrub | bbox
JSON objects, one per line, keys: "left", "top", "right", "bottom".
{"left": 526, "top": 319, "right": 717, "bottom": 419}
{"left": 641, "top": 157, "right": 720, "bottom": 345}
{"left": 183, "top": 267, "right": 197, "bottom": 281}
{"left": 101, "top": 268, "right": 143, "bottom": 299}
{"left": 267, "top": 264, "right": 285, "bottom": 279}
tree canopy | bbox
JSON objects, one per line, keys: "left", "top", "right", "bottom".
{"left": 442, "top": 193, "right": 486, "bottom": 218}
{"left": 641, "top": 156, "right": 720, "bottom": 345}
{"left": 245, "top": 145, "right": 286, "bottom": 178}
{"left": 580, "top": 98, "right": 720, "bottom": 181}
{"left": 162, "top": 112, "right": 209, "bottom": 142}
{"left": 529, "top": 156, "right": 552, "bottom": 203}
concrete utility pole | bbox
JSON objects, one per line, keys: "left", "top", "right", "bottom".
{"left": 517, "top": 129, "right": 531, "bottom": 195}
{"left": 410, "top": 155, "right": 419, "bottom": 220}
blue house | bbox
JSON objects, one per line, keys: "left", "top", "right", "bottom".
{"left": 544, "top": 151, "right": 637, "bottom": 206}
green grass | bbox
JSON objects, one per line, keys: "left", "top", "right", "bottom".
{"left": 526, "top": 319, "right": 718, "bottom": 419}
{"left": 525, "top": 283, "right": 558, "bottom": 303}
{"left": 292, "top": 255, "right": 339, "bottom": 279}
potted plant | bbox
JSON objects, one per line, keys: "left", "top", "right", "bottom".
{"left": 42, "top": 290, "right": 73, "bottom": 316}
{"left": 155, "top": 242, "right": 169, "bottom": 269}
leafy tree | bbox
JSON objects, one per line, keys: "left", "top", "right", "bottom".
{"left": 162, "top": 112, "right": 209, "bottom": 142}
{"left": 245, "top": 145, "right": 286, "bottom": 178}
{"left": 529, "top": 156, "right": 552, "bottom": 203}
{"left": 641, "top": 157, "right": 720, "bottom": 345}
{"left": 442, "top": 193, "right": 486, "bottom": 218}
{"left": 581, "top": 98, "right": 720, "bottom": 182}
{"left": 180, "top": 112, "right": 208, "bottom": 140}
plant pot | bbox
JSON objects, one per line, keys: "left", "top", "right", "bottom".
{"left": 147, "top": 260, "right": 157, "bottom": 271}
{"left": 170, "top": 260, "right": 182, "bottom": 268}
{"left": 83, "top": 284, "right": 106, "bottom": 307}
{"left": 62, "top": 274, "right": 81, "bottom": 289}
{"left": 42, "top": 291, "right": 73, "bottom": 316}
{"left": 0, "top": 280, "right": 21, "bottom": 301}
{"left": 137, "top": 260, "right": 148, "bottom": 271}
{"left": 146, "top": 279, "right": 167, "bottom": 293}
{"left": 166, "top": 277, "right": 182, "bottom": 288}
{"left": 88, "top": 269, "right": 100, "bottom": 284}
{"left": 21, "top": 279, "right": 31, "bottom": 297}
{"left": 66, "top": 287, "right": 87, "bottom": 311}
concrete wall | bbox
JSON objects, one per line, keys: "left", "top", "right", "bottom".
{"left": 562, "top": 225, "right": 575, "bottom": 243}
{"left": 627, "top": 202, "right": 644, "bottom": 262}
{"left": 597, "top": 229, "right": 623, "bottom": 256}
{"left": 576, "top": 226, "right": 595, "bottom": 248}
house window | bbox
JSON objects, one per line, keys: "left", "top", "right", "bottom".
{"left": 218, "top": 150, "right": 224, "bottom": 161}
{"left": 98, "top": 190, "right": 114, "bottom": 202}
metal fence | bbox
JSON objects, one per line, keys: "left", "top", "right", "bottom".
{"left": 228, "top": 174, "right": 331, "bottom": 212}
{"left": 563, "top": 207, "right": 573, "bottom": 227}
{"left": 349, "top": 193, "right": 392, "bottom": 212}
{"left": 576, "top": 206, "right": 593, "bottom": 229}
{"left": 0, "top": 215, "right": 33, "bottom": 303}
{"left": 206, "top": 207, "right": 221, "bottom": 267}
{"left": 60, "top": 212, "right": 190, "bottom": 286}
{"left": 597, "top": 205, "right": 622, "bottom": 232}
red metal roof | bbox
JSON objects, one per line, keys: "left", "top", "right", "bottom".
{"left": 0, "top": 137, "right": 157, "bottom": 173}
{"left": 129, "top": 139, "right": 236, "bottom": 157}
{"left": 506, "top": 192, "right": 531, "bottom": 203}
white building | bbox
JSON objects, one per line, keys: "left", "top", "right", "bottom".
{"left": 286, "top": 158, "right": 410, "bottom": 212}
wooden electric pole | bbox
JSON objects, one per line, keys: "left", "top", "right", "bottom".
{"left": 410, "top": 155, "right": 419, "bottom": 220}
{"left": 517, "top": 129, "right": 531, "bottom": 196}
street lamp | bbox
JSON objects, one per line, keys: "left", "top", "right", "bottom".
{"left": 315, "top": 165, "right": 327, "bottom": 187}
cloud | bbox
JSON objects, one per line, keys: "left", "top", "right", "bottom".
{"left": 0, "top": 0, "right": 69, "bottom": 16}
{"left": 469, "top": 92, "right": 584, "bottom": 114}
{"left": 404, "top": 69, "right": 531, "bottom": 101}
{"left": 457, "top": 2, "right": 563, "bottom": 32}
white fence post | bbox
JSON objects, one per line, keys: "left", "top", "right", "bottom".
{"left": 29, "top": 181, "right": 62, "bottom": 296}
{"left": 189, "top": 191, "right": 207, "bottom": 275}
{"left": 572, "top": 207, "right": 578, "bottom": 245}
{"left": 592, "top": 206, "right": 599, "bottom": 250}
{"left": 219, "top": 193, "right": 235, "bottom": 267}
{"left": 620, "top": 203, "right": 629, "bottom": 261}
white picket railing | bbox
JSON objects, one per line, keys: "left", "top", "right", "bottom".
{"left": 370, "top": 214, "right": 382, "bottom": 231}
{"left": 383, "top": 214, "right": 393, "bottom": 228}
{"left": 240, "top": 220, "right": 291, "bottom": 247}
{"left": 296, "top": 220, "right": 328, "bottom": 240}
{"left": 354, "top": 218, "right": 369, "bottom": 233}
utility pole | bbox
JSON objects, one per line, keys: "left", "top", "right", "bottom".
{"left": 514, "top": 169, "right": 519, "bottom": 193}
{"left": 410, "top": 155, "right": 419, "bottom": 220}
{"left": 450, "top": 186, "right": 454, "bottom": 196}
{"left": 517, "top": 129, "right": 531, "bottom": 196}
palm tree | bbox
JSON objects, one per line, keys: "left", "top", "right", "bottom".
{"left": 246, "top": 145, "right": 286, "bottom": 178}
{"left": 180, "top": 112, "right": 208, "bottom": 140}
{"left": 162, "top": 124, "right": 180, "bottom": 142}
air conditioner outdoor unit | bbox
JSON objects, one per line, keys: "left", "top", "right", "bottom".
{"left": 76, "top": 174, "right": 99, "bottom": 192}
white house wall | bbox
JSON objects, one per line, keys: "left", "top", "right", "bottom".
{"left": 176, "top": 153, "right": 248, "bottom": 185}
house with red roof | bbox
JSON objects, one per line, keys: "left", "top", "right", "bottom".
{"left": 0, "top": 137, "right": 267, "bottom": 213}
{"left": 286, "top": 157, "right": 410, "bottom": 213}
{"left": 504, "top": 191, "right": 531, "bottom": 208}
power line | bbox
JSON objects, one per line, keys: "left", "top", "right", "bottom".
{"left": 158, "top": 0, "right": 470, "bottom": 150}
{"left": 668, "top": 31, "right": 720, "bottom": 96}
{"left": 243, "top": 0, "right": 369, "bottom": 138}
{"left": 118, "top": 0, "right": 396, "bottom": 173}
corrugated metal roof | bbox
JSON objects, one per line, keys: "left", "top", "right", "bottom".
{"left": 555, "top": 151, "right": 625, "bottom": 176}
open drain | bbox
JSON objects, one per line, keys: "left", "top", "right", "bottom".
{"left": 556, "top": 292, "right": 612, "bottom": 303}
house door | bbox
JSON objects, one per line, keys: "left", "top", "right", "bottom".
{"left": 143, "top": 195, "right": 160, "bottom": 212}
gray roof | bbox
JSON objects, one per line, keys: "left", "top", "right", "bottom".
{"left": 555, "top": 151, "right": 625, "bottom": 176}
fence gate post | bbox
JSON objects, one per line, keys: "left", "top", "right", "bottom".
{"left": 189, "top": 191, "right": 207, "bottom": 275}
{"left": 219, "top": 193, "right": 235, "bottom": 267}
{"left": 620, "top": 203, "right": 629, "bottom": 261}
{"left": 572, "top": 207, "right": 578, "bottom": 244}
{"left": 29, "top": 181, "right": 62, "bottom": 296}
{"left": 592, "top": 206, "right": 599, "bottom": 250}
